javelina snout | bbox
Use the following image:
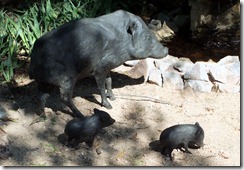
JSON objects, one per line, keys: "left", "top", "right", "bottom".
{"left": 150, "top": 41, "right": 168, "bottom": 58}
{"left": 64, "top": 108, "right": 115, "bottom": 148}
{"left": 159, "top": 122, "right": 204, "bottom": 160}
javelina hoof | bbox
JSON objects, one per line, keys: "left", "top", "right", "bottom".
{"left": 102, "top": 102, "right": 112, "bottom": 109}
{"left": 106, "top": 93, "right": 116, "bottom": 101}
{"left": 108, "top": 96, "right": 116, "bottom": 101}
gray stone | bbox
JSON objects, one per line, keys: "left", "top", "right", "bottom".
{"left": 126, "top": 58, "right": 156, "bottom": 82}
{"left": 124, "top": 54, "right": 239, "bottom": 93}
{"left": 217, "top": 83, "right": 240, "bottom": 93}
{"left": 207, "top": 56, "right": 240, "bottom": 85}
{"left": 162, "top": 69, "right": 184, "bottom": 90}
{"left": 154, "top": 55, "right": 179, "bottom": 72}
{"left": 173, "top": 57, "right": 194, "bottom": 73}
{"left": 148, "top": 69, "right": 163, "bottom": 86}
{"left": 185, "top": 79, "right": 213, "bottom": 93}
{"left": 124, "top": 60, "right": 139, "bottom": 67}
{"left": 217, "top": 56, "right": 240, "bottom": 82}
{"left": 149, "top": 20, "right": 175, "bottom": 42}
{"left": 183, "top": 62, "right": 209, "bottom": 81}
{"left": 217, "top": 55, "right": 240, "bottom": 65}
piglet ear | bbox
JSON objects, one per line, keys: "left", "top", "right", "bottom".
{"left": 127, "top": 21, "right": 138, "bottom": 47}
{"left": 196, "top": 129, "right": 201, "bottom": 135}
{"left": 100, "top": 115, "right": 105, "bottom": 123}
{"left": 94, "top": 108, "right": 100, "bottom": 114}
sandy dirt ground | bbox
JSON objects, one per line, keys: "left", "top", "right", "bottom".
{"left": 0, "top": 65, "right": 241, "bottom": 166}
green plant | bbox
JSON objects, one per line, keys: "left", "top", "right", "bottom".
{"left": 0, "top": 0, "right": 97, "bottom": 83}
{"left": 0, "top": 11, "right": 19, "bottom": 82}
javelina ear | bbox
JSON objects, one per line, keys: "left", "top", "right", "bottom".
{"left": 195, "top": 122, "right": 200, "bottom": 126}
{"left": 127, "top": 21, "right": 137, "bottom": 35}
{"left": 127, "top": 21, "right": 138, "bottom": 47}
{"left": 196, "top": 129, "right": 200, "bottom": 135}
{"left": 100, "top": 116, "right": 104, "bottom": 123}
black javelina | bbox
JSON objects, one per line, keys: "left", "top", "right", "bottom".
{"left": 159, "top": 122, "right": 204, "bottom": 160}
{"left": 29, "top": 10, "right": 169, "bottom": 118}
{"left": 64, "top": 108, "right": 115, "bottom": 148}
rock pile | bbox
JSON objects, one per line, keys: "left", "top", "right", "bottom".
{"left": 124, "top": 55, "right": 240, "bottom": 93}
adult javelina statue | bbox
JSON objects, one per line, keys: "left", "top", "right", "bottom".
{"left": 159, "top": 122, "right": 204, "bottom": 160}
{"left": 29, "top": 10, "right": 169, "bottom": 118}
{"left": 64, "top": 108, "right": 115, "bottom": 148}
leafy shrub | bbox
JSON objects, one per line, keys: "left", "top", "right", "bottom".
{"left": 0, "top": 0, "right": 97, "bottom": 82}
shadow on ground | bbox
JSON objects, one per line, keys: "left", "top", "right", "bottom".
{"left": 0, "top": 71, "right": 144, "bottom": 117}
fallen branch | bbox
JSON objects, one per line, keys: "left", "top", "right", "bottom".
{"left": 114, "top": 94, "right": 171, "bottom": 105}
{"left": 79, "top": 93, "right": 171, "bottom": 105}
{"left": 29, "top": 114, "right": 47, "bottom": 126}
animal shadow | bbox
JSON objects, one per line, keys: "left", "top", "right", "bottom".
{"left": 73, "top": 71, "right": 144, "bottom": 106}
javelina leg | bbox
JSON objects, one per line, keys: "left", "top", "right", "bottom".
{"left": 66, "top": 137, "right": 80, "bottom": 149}
{"left": 161, "top": 148, "right": 173, "bottom": 160}
{"left": 85, "top": 136, "right": 95, "bottom": 147}
{"left": 183, "top": 143, "right": 192, "bottom": 154}
{"left": 65, "top": 136, "right": 73, "bottom": 147}
{"left": 60, "top": 82, "right": 84, "bottom": 118}
{"left": 39, "top": 93, "right": 49, "bottom": 115}
{"left": 105, "top": 73, "right": 115, "bottom": 101}
{"left": 94, "top": 74, "right": 112, "bottom": 109}
{"left": 37, "top": 82, "right": 51, "bottom": 116}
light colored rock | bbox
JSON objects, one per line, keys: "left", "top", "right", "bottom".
{"left": 207, "top": 65, "right": 237, "bottom": 84}
{"left": 217, "top": 56, "right": 240, "bottom": 82}
{"left": 148, "top": 20, "right": 175, "bottom": 42}
{"left": 185, "top": 79, "right": 213, "bottom": 93}
{"left": 173, "top": 57, "right": 194, "bottom": 73}
{"left": 148, "top": 69, "right": 163, "bottom": 86}
{"left": 154, "top": 55, "right": 179, "bottom": 72}
{"left": 183, "top": 62, "right": 209, "bottom": 81}
{"left": 162, "top": 69, "right": 184, "bottom": 90}
{"left": 123, "top": 54, "right": 239, "bottom": 93}
{"left": 124, "top": 60, "right": 139, "bottom": 67}
{"left": 125, "top": 58, "right": 155, "bottom": 82}
{"left": 217, "top": 55, "right": 240, "bottom": 65}
{"left": 218, "top": 83, "right": 240, "bottom": 93}
{"left": 206, "top": 56, "right": 240, "bottom": 85}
